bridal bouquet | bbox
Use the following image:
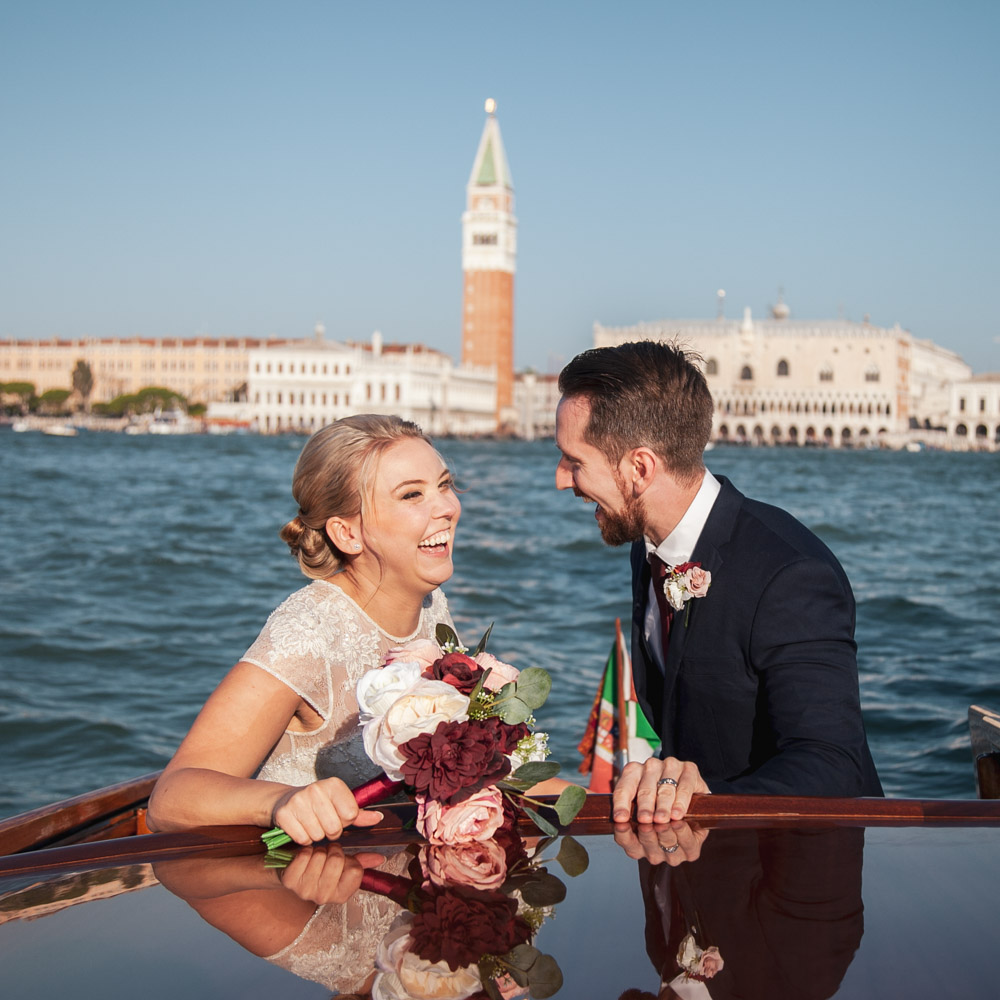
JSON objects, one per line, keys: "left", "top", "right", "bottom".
{"left": 358, "top": 624, "right": 586, "bottom": 842}
{"left": 367, "top": 830, "right": 588, "bottom": 1000}
{"left": 263, "top": 624, "right": 586, "bottom": 851}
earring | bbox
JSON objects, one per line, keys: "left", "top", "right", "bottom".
{"left": 354, "top": 543, "right": 361, "bottom": 551}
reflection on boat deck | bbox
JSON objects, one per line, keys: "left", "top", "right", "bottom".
{"left": 2, "top": 816, "right": 1000, "bottom": 999}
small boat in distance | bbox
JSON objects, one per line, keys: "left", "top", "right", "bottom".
{"left": 41, "top": 424, "right": 78, "bottom": 437}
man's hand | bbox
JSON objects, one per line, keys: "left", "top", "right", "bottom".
{"left": 612, "top": 819, "right": 709, "bottom": 867}
{"left": 612, "top": 757, "right": 710, "bottom": 824}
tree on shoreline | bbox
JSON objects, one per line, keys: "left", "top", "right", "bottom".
{"left": 72, "top": 360, "right": 94, "bottom": 413}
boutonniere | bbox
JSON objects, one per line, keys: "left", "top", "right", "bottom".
{"left": 663, "top": 562, "right": 712, "bottom": 626}
{"left": 674, "top": 930, "right": 725, "bottom": 983}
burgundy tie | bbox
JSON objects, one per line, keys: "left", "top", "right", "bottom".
{"left": 649, "top": 554, "right": 674, "bottom": 660}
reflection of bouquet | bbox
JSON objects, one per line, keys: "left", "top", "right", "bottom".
{"left": 262, "top": 624, "right": 585, "bottom": 851}
{"left": 368, "top": 831, "right": 588, "bottom": 1000}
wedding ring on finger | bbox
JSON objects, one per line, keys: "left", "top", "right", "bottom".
{"left": 660, "top": 843, "right": 680, "bottom": 854}
{"left": 657, "top": 777, "right": 678, "bottom": 788}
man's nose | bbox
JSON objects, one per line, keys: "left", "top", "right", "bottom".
{"left": 555, "top": 458, "right": 573, "bottom": 491}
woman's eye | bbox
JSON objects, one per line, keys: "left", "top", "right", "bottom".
{"left": 402, "top": 490, "right": 423, "bottom": 500}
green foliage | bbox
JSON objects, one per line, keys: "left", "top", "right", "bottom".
{"left": 554, "top": 835, "right": 590, "bottom": 877}
{"left": 553, "top": 784, "right": 586, "bottom": 826}
{"left": 71, "top": 360, "right": 94, "bottom": 404}
{"left": 101, "top": 386, "right": 189, "bottom": 416}
{"left": 37, "top": 388, "right": 73, "bottom": 415}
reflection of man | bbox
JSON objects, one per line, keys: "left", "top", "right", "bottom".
{"left": 622, "top": 826, "right": 866, "bottom": 1000}
{"left": 555, "top": 342, "right": 882, "bottom": 823}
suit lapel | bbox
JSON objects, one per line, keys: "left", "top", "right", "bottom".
{"left": 659, "top": 478, "right": 743, "bottom": 743}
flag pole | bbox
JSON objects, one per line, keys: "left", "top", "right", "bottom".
{"left": 614, "top": 617, "right": 629, "bottom": 767}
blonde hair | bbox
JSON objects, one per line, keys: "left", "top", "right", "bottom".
{"left": 279, "top": 414, "right": 429, "bottom": 579}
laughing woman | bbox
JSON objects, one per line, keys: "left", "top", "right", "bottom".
{"left": 147, "top": 415, "right": 461, "bottom": 844}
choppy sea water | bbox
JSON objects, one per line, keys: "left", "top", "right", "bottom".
{"left": 1, "top": 430, "right": 998, "bottom": 819}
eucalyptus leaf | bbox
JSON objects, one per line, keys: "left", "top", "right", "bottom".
{"left": 505, "top": 944, "right": 538, "bottom": 972}
{"left": 478, "top": 968, "right": 503, "bottom": 1000}
{"left": 526, "top": 954, "right": 564, "bottom": 998}
{"left": 435, "top": 623, "right": 461, "bottom": 650}
{"left": 496, "top": 697, "right": 532, "bottom": 725}
{"left": 517, "top": 871, "right": 567, "bottom": 907}
{"left": 511, "top": 760, "right": 560, "bottom": 784}
{"left": 497, "top": 778, "right": 534, "bottom": 793}
{"left": 524, "top": 806, "right": 558, "bottom": 838}
{"left": 473, "top": 621, "right": 494, "bottom": 655}
{"left": 555, "top": 835, "right": 590, "bottom": 877}
{"left": 513, "top": 667, "right": 552, "bottom": 709}
{"left": 554, "top": 783, "right": 587, "bottom": 825}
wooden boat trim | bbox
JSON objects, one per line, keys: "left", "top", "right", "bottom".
{"left": 4, "top": 791, "right": 1000, "bottom": 880}
{"left": 0, "top": 771, "right": 162, "bottom": 856}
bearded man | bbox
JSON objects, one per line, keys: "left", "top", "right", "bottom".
{"left": 555, "top": 341, "right": 883, "bottom": 826}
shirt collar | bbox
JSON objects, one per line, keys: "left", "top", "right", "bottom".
{"left": 644, "top": 470, "right": 721, "bottom": 567}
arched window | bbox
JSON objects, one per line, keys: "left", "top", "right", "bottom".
{"left": 865, "top": 365, "right": 880, "bottom": 383}
{"left": 819, "top": 365, "right": 833, "bottom": 383}
{"left": 777, "top": 359, "right": 789, "bottom": 376}
{"left": 740, "top": 365, "right": 753, "bottom": 381}
{"left": 955, "top": 424, "right": 968, "bottom": 436}
{"left": 706, "top": 358, "right": 718, "bottom": 375}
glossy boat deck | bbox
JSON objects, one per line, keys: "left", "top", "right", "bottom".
{"left": 2, "top": 798, "right": 999, "bottom": 999}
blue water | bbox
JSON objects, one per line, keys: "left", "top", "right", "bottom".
{"left": 1, "top": 431, "right": 998, "bottom": 818}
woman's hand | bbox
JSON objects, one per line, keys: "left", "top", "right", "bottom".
{"left": 271, "top": 777, "right": 384, "bottom": 845}
{"left": 276, "top": 844, "right": 385, "bottom": 904}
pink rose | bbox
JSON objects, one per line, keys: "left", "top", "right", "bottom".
{"left": 420, "top": 839, "right": 508, "bottom": 890}
{"left": 474, "top": 652, "right": 520, "bottom": 692}
{"left": 384, "top": 638, "right": 443, "bottom": 670}
{"left": 686, "top": 566, "right": 711, "bottom": 599}
{"left": 494, "top": 971, "right": 529, "bottom": 999}
{"left": 697, "top": 946, "right": 724, "bottom": 979}
{"left": 417, "top": 786, "right": 505, "bottom": 845}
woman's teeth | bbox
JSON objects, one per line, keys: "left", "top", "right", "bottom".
{"left": 419, "top": 531, "right": 450, "bottom": 549}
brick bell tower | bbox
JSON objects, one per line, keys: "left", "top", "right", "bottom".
{"left": 461, "top": 98, "right": 517, "bottom": 430}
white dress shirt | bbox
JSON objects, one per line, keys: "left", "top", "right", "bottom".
{"left": 643, "top": 470, "right": 721, "bottom": 671}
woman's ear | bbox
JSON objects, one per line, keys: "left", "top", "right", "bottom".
{"left": 325, "top": 516, "right": 363, "bottom": 554}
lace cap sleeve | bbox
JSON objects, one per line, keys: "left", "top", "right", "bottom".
{"left": 241, "top": 584, "right": 340, "bottom": 720}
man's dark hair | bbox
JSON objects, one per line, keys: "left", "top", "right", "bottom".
{"left": 558, "top": 340, "right": 714, "bottom": 481}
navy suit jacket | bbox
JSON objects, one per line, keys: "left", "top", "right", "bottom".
{"left": 630, "top": 476, "right": 882, "bottom": 797}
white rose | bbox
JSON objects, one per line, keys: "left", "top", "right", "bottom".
{"left": 357, "top": 661, "right": 424, "bottom": 721}
{"left": 665, "top": 579, "right": 687, "bottom": 611}
{"left": 363, "top": 679, "right": 469, "bottom": 778}
{"left": 375, "top": 914, "right": 481, "bottom": 1000}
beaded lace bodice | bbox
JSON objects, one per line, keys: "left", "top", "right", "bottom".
{"left": 242, "top": 579, "right": 453, "bottom": 788}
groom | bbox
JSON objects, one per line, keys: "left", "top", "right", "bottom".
{"left": 555, "top": 341, "right": 882, "bottom": 825}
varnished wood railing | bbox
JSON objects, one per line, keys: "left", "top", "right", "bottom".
{"left": 3, "top": 790, "right": 1000, "bottom": 880}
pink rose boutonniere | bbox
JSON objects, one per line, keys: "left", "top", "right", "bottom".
{"left": 663, "top": 561, "right": 712, "bottom": 626}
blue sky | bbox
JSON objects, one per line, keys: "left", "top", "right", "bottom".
{"left": 2, "top": 1, "right": 998, "bottom": 373}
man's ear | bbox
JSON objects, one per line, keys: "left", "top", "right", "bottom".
{"left": 325, "top": 515, "right": 362, "bottom": 553}
{"left": 626, "top": 446, "right": 659, "bottom": 496}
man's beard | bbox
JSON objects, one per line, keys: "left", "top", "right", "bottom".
{"left": 596, "top": 475, "right": 647, "bottom": 547}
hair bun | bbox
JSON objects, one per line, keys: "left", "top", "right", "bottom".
{"left": 279, "top": 515, "right": 308, "bottom": 555}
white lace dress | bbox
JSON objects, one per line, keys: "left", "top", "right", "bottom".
{"left": 240, "top": 579, "right": 454, "bottom": 991}
{"left": 242, "top": 578, "right": 454, "bottom": 788}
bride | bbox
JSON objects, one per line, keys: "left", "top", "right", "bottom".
{"left": 147, "top": 414, "right": 461, "bottom": 843}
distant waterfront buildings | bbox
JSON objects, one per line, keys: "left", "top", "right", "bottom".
{"left": 593, "top": 298, "right": 989, "bottom": 447}
{"left": 0, "top": 336, "right": 266, "bottom": 405}
{"left": 461, "top": 100, "right": 517, "bottom": 430}
{"left": 233, "top": 327, "right": 496, "bottom": 436}
{"left": 950, "top": 374, "right": 1000, "bottom": 443}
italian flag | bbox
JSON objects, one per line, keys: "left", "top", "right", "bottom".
{"left": 578, "top": 618, "right": 660, "bottom": 792}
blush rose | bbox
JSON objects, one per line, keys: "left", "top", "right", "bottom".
{"left": 417, "top": 786, "right": 506, "bottom": 845}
